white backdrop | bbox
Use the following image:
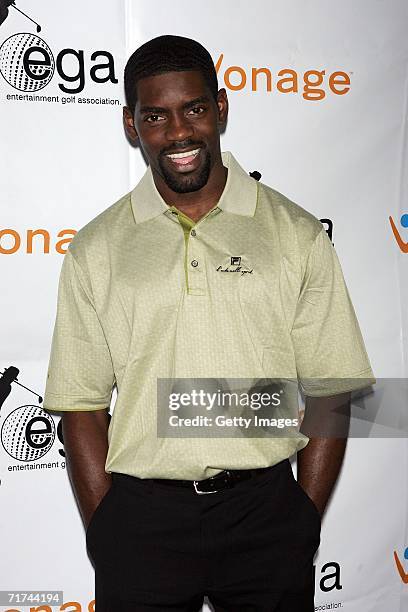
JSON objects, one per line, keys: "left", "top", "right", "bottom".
{"left": 1, "top": 1, "right": 407, "bottom": 610}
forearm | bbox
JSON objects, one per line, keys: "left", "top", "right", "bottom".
{"left": 62, "top": 409, "right": 111, "bottom": 528}
{"left": 297, "top": 437, "right": 347, "bottom": 517}
{"left": 297, "top": 392, "right": 351, "bottom": 517}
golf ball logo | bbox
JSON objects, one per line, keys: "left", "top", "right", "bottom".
{"left": 1, "top": 405, "right": 55, "bottom": 461}
{"left": 0, "top": 32, "right": 55, "bottom": 91}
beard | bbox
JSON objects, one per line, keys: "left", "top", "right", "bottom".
{"left": 158, "top": 146, "right": 212, "bottom": 194}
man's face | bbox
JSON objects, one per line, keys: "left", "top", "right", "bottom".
{"left": 124, "top": 70, "right": 228, "bottom": 194}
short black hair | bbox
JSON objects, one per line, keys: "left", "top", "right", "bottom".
{"left": 124, "top": 35, "right": 219, "bottom": 114}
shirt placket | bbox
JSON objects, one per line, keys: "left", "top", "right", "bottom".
{"left": 186, "top": 221, "right": 205, "bottom": 296}
{"left": 166, "top": 206, "right": 220, "bottom": 296}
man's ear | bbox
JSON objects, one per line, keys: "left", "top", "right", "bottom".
{"left": 123, "top": 106, "right": 139, "bottom": 146}
{"left": 216, "top": 88, "right": 229, "bottom": 126}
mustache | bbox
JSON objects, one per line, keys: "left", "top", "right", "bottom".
{"left": 160, "top": 141, "right": 206, "bottom": 156}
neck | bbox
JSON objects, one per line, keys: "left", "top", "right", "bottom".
{"left": 152, "top": 157, "right": 228, "bottom": 223}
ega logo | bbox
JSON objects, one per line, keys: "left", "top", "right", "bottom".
{"left": 0, "top": 32, "right": 118, "bottom": 94}
{"left": 389, "top": 213, "right": 408, "bottom": 253}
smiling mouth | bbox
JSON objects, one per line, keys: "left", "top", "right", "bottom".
{"left": 165, "top": 148, "right": 201, "bottom": 166}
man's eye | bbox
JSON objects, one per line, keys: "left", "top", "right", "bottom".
{"left": 188, "top": 106, "right": 205, "bottom": 115}
{"left": 145, "top": 114, "right": 164, "bottom": 123}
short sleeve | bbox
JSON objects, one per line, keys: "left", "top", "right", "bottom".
{"left": 292, "top": 228, "right": 375, "bottom": 396}
{"left": 43, "top": 249, "right": 115, "bottom": 411}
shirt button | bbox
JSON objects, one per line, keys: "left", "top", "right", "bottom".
{"left": 191, "top": 229, "right": 196, "bottom": 237}
{"left": 191, "top": 260, "right": 199, "bottom": 268}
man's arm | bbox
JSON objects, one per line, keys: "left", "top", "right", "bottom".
{"left": 297, "top": 392, "right": 351, "bottom": 518}
{"left": 62, "top": 409, "right": 111, "bottom": 529}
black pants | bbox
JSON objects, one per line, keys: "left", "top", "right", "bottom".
{"left": 86, "top": 459, "right": 321, "bottom": 611}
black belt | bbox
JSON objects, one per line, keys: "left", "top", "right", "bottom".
{"left": 148, "top": 466, "right": 273, "bottom": 494}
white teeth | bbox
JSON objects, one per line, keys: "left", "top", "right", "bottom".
{"left": 166, "top": 148, "right": 200, "bottom": 160}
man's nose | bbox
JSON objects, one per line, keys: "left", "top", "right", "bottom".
{"left": 166, "top": 113, "right": 194, "bottom": 142}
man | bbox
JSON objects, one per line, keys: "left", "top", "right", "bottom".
{"left": 44, "top": 35, "right": 375, "bottom": 611}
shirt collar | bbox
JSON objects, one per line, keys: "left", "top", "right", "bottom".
{"left": 130, "top": 151, "right": 258, "bottom": 224}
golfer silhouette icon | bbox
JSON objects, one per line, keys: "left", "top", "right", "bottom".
{"left": 0, "top": 0, "right": 13, "bottom": 26}
{"left": 0, "top": 0, "right": 41, "bottom": 31}
{"left": 0, "top": 366, "right": 43, "bottom": 413}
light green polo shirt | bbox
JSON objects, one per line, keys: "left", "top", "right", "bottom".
{"left": 43, "top": 152, "right": 375, "bottom": 480}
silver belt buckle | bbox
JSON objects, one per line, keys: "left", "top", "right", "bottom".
{"left": 193, "top": 479, "right": 220, "bottom": 494}
{"left": 193, "top": 471, "right": 229, "bottom": 495}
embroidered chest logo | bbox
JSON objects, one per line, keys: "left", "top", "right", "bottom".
{"left": 216, "top": 256, "right": 253, "bottom": 277}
